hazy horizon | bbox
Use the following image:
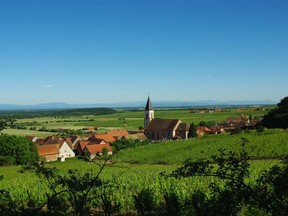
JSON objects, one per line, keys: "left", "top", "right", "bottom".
{"left": 0, "top": 99, "right": 276, "bottom": 111}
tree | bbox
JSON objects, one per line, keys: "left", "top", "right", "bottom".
{"left": 0, "top": 134, "right": 38, "bottom": 165}
{"left": 0, "top": 120, "right": 8, "bottom": 133}
{"left": 262, "top": 96, "right": 288, "bottom": 129}
{"left": 188, "top": 122, "right": 197, "bottom": 138}
{"left": 277, "top": 96, "right": 288, "bottom": 107}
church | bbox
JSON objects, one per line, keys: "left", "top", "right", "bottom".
{"left": 144, "top": 97, "right": 190, "bottom": 140}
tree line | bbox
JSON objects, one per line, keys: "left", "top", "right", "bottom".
{"left": 0, "top": 107, "right": 116, "bottom": 119}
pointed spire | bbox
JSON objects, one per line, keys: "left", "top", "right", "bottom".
{"left": 145, "top": 96, "right": 153, "bottom": 110}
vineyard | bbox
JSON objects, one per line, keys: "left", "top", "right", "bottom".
{"left": 1, "top": 128, "right": 287, "bottom": 215}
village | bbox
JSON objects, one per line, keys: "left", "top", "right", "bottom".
{"left": 29, "top": 97, "right": 261, "bottom": 162}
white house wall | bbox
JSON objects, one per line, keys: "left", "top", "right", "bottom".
{"left": 59, "top": 142, "right": 75, "bottom": 159}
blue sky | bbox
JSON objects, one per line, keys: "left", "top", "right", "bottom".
{"left": 0, "top": 0, "right": 287, "bottom": 105}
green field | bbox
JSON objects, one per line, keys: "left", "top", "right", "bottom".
{"left": 113, "top": 129, "right": 288, "bottom": 164}
{"left": 1, "top": 127, "right": 287, "bottom": 215}
{"left": 1, "top": 106, "right": 285, "bottom": 215}
{"left": 3, "top": 107, "right": 270, "bottom": 136}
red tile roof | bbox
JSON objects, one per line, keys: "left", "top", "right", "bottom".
{"left": 85, "top": 143, "right": 112, "bottom": 154}
{"left": 90, "top": 134, "right": 116, "bottom": 143}
{"left": 37, "top": 144, "right": 59, "bottom": 156}
{"left": 107, "top": 129, "right": 129, "bottom": 139}
{"left": 78, "top": 141, "right": 90, "bottom": 150}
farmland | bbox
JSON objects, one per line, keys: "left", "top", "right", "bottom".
{"left": 1, "top": 105, "right": 287, "bottom": 215}
{"left": 2, "top": 106, "right": 270, "bottom": 136}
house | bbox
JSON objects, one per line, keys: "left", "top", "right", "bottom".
{"left": 75, "top": 141, "right": 90, "bottom": 156}
{"left": 35, "top": 138, "right": 46, "bottom": 145}
{"left": 83, "top": 143, "right": 113, "bottom": 159}
{"left": 143, "top": 97, "right": 190, "bottom": 140}
{"left": 196, "top": 127, "right": 212, "bottom": 137}
{"left": 37, "top": 144, "right": 59, "bottom": 162}
{"left": 107, "top": 129, "right": 129, "bottom": 140}
{"left": 88, "top": 134, "right": 116, "bottom": 143}
{"left": 65, "top": 135, "right": 82, "bottom": 150}
{"left": 41, "top": 137, "right": 75, "bottom": 161}
{"left": 75, "top": 140, "right": 106, "bottom": 156}
{"left": 57, "top": 140, "right": 75, "bottom": 159}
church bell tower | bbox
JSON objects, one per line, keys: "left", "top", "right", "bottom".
{"left": 144, "top": 96, "right": 154, "bottom": 128}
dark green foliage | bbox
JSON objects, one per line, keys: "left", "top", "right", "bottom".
{"left": 253, "top": 157, "right": 288, "bottom": 215}
{"left": 198, "top": 120, "right": 215, "bottom": 127}
{"left": 188, "top": 122, "right": 197, "bottom": 138}
{"left": 55, "top": 108, "right": 117, "bottom": 117}
{"left": 18, "top": 156, "right": 113, "bottom": 216}
{"left": 277, "top": 97, "right": 288, "bottom": 107}
{"left": 110, "top": 139, "right": 149, "bottom": 152}
{"left": 100, "top": 193, "right": 123, "bottom": 216}
{"left": 0, "top": 134, "right": 38, "bottom": 165}
{"left": 0, "top": 189, "right": 18, "bottom": 216}
{"left": 134, "top": 188, "right": 156, "bottom": 216}
{"left": 262, "top": 96, "right": 288, "bottom": 129}
{"left": 0, "top": 108, "right": 116, "bottom": 119}
{"left": 166, "top": 138, "right": 288, "bottom": 215}
{"left": 0, "top": 119, "right": 17, "bottom": 133}
{"left": 230, "top": 127, "right": 242, "bottom": 135}
{"left": 0, "top": 156, "right": 13, "bottom": 166}
{"left": 256, "top": 125, "right": 264, "bottom": 133}
{"left": 163, "top": 192, "right": 185, "bottom": 216}
{"left": 0, "top": 120, "right": 8, "bottom": 133}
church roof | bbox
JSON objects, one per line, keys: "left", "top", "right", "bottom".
{"left": 145, "top": 119, "right": 180, "bottom": 131}
{"left": 145, "top": 97, "right": 153, "bottom": 110}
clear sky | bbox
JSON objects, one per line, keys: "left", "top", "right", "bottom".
{"left": 0, "top": 0, "right": 287, "bottom": 105}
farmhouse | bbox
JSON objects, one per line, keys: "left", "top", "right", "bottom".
{"left": 144, "top": 97, "right": 190, "bottom": 140}
{"left": 75, "top": 139, "right": 106, "bottom": 156}
{"left": 83, "top": 143, "right": 113, "bottom": 160}
{"left": 37, "top": 138, "right": 75, "bottom": 162}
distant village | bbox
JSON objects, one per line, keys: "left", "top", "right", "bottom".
{"left": 29, "top": 97, "right": 261, "bottom": 162}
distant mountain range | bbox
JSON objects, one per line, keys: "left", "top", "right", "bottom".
{"left": 0, "top": 100, "right": 276, "bottom": 111}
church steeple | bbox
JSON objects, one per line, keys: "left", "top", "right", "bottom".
{"left": 145, "top": 96, "right": 153, "bottom": 111}
{"left": 144, "top": 96, "right": 154, "bottom": 128}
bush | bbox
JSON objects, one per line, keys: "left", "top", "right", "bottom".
{"left": 0, "top": 156, "right": 13, "bottom": 166}
{"left": 0, "top": 134, "right": 39, "bottom": 165}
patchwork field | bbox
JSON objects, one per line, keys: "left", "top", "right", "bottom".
{"left": 2, "top": 106, "right": 270, "bottom": 136}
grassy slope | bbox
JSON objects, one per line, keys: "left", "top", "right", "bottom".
{"left": 113, "top": 129, "right": 288, "bottom": 165}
